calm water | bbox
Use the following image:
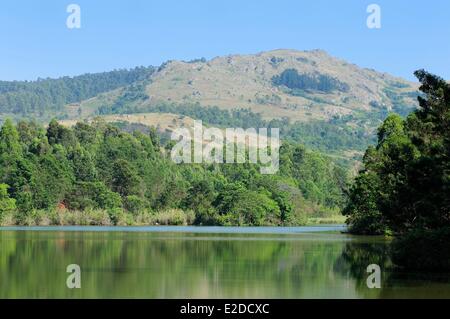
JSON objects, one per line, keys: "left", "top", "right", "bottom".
{"left": 0, "top": 225, "right": 449, "bottom": 299}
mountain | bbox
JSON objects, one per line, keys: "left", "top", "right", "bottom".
{"left": 0, "top": 49, "right": 421, "bottom": 160}
{"left": 0, "top": 49, "right": 419, "bottom": 123}
{"left": 69, "top": 49, "right": 418, "bottom": 121}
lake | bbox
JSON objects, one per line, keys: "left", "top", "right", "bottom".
{"left": 0, "top": 225, "right": 449, "bottom": 298}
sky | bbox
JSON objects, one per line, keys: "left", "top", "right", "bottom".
{"left": 1, "top": 0, "right": 449, "bottom": 81}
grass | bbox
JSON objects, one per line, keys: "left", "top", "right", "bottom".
{"left": 0, "top": 208, "right": 195, "bottom": 227}
{"left": 1, "top": 208, "right": 345, "bottom": 227}
{"left": 307, "top": 215, "right": 346, "bottom": 225}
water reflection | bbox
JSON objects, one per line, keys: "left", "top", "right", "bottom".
{"left": 334, "top": 241, "right": 450, "bottom": 298}
{"left": 0, "top": 230, "right": 449, "bottom": 298}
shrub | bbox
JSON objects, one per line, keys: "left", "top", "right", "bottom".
{"left": 67, "top": 182, "right": 122, "bottom": 210}
{"left": 0, "top": 184, "right": 16, "bottom": 223}
{"left": 0, "top": 210, "right": 16, "bottom": 226}
{"left": 112, "top": 210, "right": 135, "bottom": 226}
{"left": 150, "top": 209, "right": 194, "bottom": 225}
{"left": 124, "top": 195, "right": 148, "bottom": 214}
{"left": 107, "top": 208, "right": 125, "bottom": 226}
{"left": 59, "top": 209, "right": 112, "bottom": 226}
{"left": 133, "top": 211, "right": 154, "bottom": 225}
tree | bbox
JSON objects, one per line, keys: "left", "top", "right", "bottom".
{"left": 111, "top": 159, "right": 142, "bottom": 197}
{"left": 0, "top": 117, "right": 350, "bottom": 228}
{"left": 343, "top": 171, "right": 385, "bottom": 235}
{"left": 66, "top": 181, "right": 122, "bottom": 210}
{"left": 343, "top": 70, "right": 450, "bottom": 270}
{"left": 0, "top": 66, "right": 155, "bottom": 116}
{"left": 124, "top": 195, "right": 148, "bottom": 214}
{"left": 185, "top": 180, "right": 216, "bottom": 225}
{"left": 69, "top": 146, "right": 97, "bottom": 182}
{"left": 0, "top": 119, "right": 21, "bottom": 156}
{"left": 0, "top": 184, "right": 16, "bottom": 222}
{"left": 215, "top": 183, "right": 280, "bottom": 226}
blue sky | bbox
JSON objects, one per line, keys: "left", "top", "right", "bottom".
{"left": 1, "top": 0, "right": 449, "bottom": 81}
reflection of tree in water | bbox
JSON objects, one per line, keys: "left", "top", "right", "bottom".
{"left": 333, "top": 241, "right": 391, "bottom": 298}
{"left": 5, "top": 230, "right": 448, "bottom": 298}
{"left": 334, "top": 240, "right": 450, "bottom": 298}
{"left": 0, "top": 231, "right": 352, "bottom": 298}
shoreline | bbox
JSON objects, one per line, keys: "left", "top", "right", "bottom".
{"left": 0, "top": 224, "right": 347, "bottom": 234}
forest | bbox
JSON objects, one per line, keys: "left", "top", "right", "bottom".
{"left": 0, "top": 66, "right": 155, "bottom": 116}
{"left": 104, "top": 101, "right": 374, "bottom": 158}
{"left": 0, "top": 117, "right": 347, "bottom": 227}
{"left": 272, "top": 68, "right": 350, "bottom": 93}
{"left": 344, "top": 70, "right": 450, "bottom": 270}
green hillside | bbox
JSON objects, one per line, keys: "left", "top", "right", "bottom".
{"left": 0, "top": 66, "right": 155, "bottom": 119}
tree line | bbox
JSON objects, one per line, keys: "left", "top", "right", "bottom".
{"left": 102, "top": 101, "right": 373, "bottom": 158}
{"left": 343, "top": 70, "right": 450, "bottom": 270}
{"left": 0, "top": 118, "right": 348, "bottom": 226}
{"left": 0, "top": 66, "right": 155, "bottom": 116}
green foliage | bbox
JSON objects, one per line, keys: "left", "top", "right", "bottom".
{"left": 66, "top": 181, "right": 122, "bottom": 210}
{"left": 149, "top": 209, "right": 195, "bottom": 226}
{"left": 215, "top": 183, "right": 280, "bottom": 226}
{"left": 0, "top": 184, "right": 16, "bottom": 222}
{"left": 272, "top": 69, "right": 350, "bottom": 93}
{"left": 0, "top": 117, "right": 347, "bottom": 226}
{"left": 105, "top": 102, "right": 267, "bottom": 129}
{"left": 124, "top": 195, "right": 148, "bottom": 214}
{"left": 0, "top": 67, "right": 155, "bottom": 117}
{"left": 184, "top": 179, "right": 217, "bottom": 225}
{"left": 274, "top": 118, "right": 374, "bottom": 155}
{"left": 99, "top": 83, "right": 150, "bottom": 114}
{"left": 383, "top": 87, "right": 419, "bottom": 117}
{"left": 102, "top": 100, "right": 372, "bottom": 157}
{"left": 342, "top": 170, "right": 386, "bottom": 235}
{"left": 111, "top": 159, "right": 142, "bottom": 196}
{"left": 343, "top": 70, "right": 450, "bottom": 270}
{"left": 279, "top": 143, "right": 348, "bottom": 209}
